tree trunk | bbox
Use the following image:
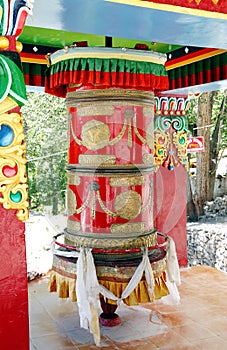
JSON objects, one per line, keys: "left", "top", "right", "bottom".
{"left": 194, "top": 92, "right": 214, "bottom": 217}
{"left": 186, "top": 171, "right": 197, "bottom": 221}
{"left": 209, "top": 92, "right": 226, "bottom": 200}
{"left": 49, "top": 160, "right": 59, "bottom": 215}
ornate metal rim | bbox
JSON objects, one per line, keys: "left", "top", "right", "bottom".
{"left": 66, "top": 165, "right": 155, "bottom": 174}
{"left": 66, "top": 88, "right": 154, "bottom": 106}
{"left": 64, "top": 228, "right": 157, "bottom": 249}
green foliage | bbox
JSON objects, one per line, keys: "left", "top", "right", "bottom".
{"left": 21, "top": 92, "right": 67, "bottom": 213}
{"left": 186, "top": 90, "right": 227, "bottom": 149}
{"left": 212, "top": 90, "right": 227, "bottom": 151}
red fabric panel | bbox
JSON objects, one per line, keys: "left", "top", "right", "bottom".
{"left": 30, "top": 74, "right": 42, "bottom": 86}
{"left": 45, "top": 70, "right": 169, "bottom": 97}
{"left": 141, "top": 0, "right": 227, "bottom": 14}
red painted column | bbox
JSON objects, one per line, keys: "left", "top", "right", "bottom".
{"left": 154, "top": 166, "right": 188, "bottom": 267}
{"left": 153, "top": 96, "right": 189, "bottom": 267}
{"left": 0, "top": 206, "right": 29, "bottom": 350}
{"left": 0, "top": 3, "right": 32, "bottom": 348}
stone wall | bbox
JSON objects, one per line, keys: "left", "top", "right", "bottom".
{"left": 187, "top": 195, "right": 227, "bottom": 272}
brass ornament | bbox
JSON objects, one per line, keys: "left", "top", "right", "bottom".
{"left": 146, "top": 121, "right": 154, "bottom": 149}
{"left": 78, "top": 154, "right": 116, "bottom": 167}
{"left": 66, "top": 176, "right": 154, "bottom": 220}
{"left": 76, "top": 104, "right": 114, "bottom": 117}
{"left": 143, "top": 106, "right": 154, "bottom": 118}
{"left": 69, "top": 89, "right": 155, "bottom": 153}
{"left": 96, "top": 190, "right": 117, "bottom": 218}
{"left": 110, "top": 222, "right": 146, "bottom": 235}
{"left": 16, "top": 41, "right": 23, "bottom": 53}
{"left": 110, "top": 174, "right": 145, "bottom": 187}
{"left": 64, "top": 229, "right": 157, "bottom": 249}
{"left": 0, "top": 113, "right": 28, "bottom": 221}
{"left": 0, "top": 36, "right": 9, "bottom": 49}
{"left": 66, "top": 88, "right": 154, "bottom": 105}
{"left": 67, "top": 187, "right": 77, "bottom": 216}
{"left": 114, "top": 190, "right": 142, "bottom": 220}
{"left": 81, "top": 119, "right": 111, "bottom": 150}
{"left": 67, "top": 219, "right": 81, "bottom": 232}
{"left": 68, "top": 172, "right": 81, "bottom": 186}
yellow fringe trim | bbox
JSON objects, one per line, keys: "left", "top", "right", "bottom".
{"left": 49, "top": 270, "right": 169, "bottom": 306}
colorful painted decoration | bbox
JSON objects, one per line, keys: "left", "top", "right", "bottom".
{"left": 0, "top": 54, "right": 27, "bottom": 106}
{"left": 154, "top": 96, "right": 189, "bottom": 171}
{"left": 0, "top": 0, "right": 33, "bottom": 37}
{"left": 154, "top": 95, "right": 190, "bottom": 115}
{"left": 45, "top": 47, "right": 169, "bottom": 97}
{"left": 0, "top": 113, "right": 28, "bottom": 221}
{"left": 0, "top": 124, "right": 14, "bottom": 146}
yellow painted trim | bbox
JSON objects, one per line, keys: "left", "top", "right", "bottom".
{"left": 21, "top": 57, "right": 47, "bottom": 64}
{"left": 0, "top": 97, "right": 18, "bottom": 115}
{"left": 165, "top": 49, "right": 226, "bottom": 70}
{"left": 51, "top": 51, "right": 166, "bottom": 65}
{"left": 105, "top": 0, "right": 227, "bottom": 20}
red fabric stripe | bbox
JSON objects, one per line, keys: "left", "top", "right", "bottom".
{"left": 189, "top": 73, "right": 196, "bottom": 86}
{"left": 24, "top": 73, "right": 43, "bottom": 86}
{"left": 221, "top": 64, "right": 227, "bottom": 78}
{"left": 23, "top": 73, "right": 30, "bottom": 86}
{"left": 141, "top": 0, "right": 227, "bottom": 14}
{"left": 197, "top": 71, "right": 203, "bottom": 85}
{"left": 45, "top": 70, "right": 169, "bottom": 97}
{"left": 30, "top": 74, "right": 42, "bottom": 86}
{"left": 20, "top": 52, "right": 46, "bottom": 60}
{"left": 165, "top": 48, "right": 218, "bottom": 69}
{"left": 176, "top": 77, "right": 182, "bottom": 88}
{"left": 213, "top": 66, "right": 220, "bottom": 81}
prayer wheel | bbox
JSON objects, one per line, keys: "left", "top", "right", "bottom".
{"left": 66, "top": 87, "right": 155, "bottom": 249}
{"left": 46, "top": 46, "right": 178, "bottom": 344}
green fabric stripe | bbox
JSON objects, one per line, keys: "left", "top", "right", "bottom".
{"left": 169, "top": 52, "right": 227, "bottom": 79}
{"left": 29, "top": 63, "right": 42, "bottom": 75}
{"left": 22, "top": 62, "right": 29, "bottom": 74}
{"left": 49, "top": 57, "right": 168, "bottom": 77}
{"left": 220, "top": 52, "right": 227, "bottom": 67}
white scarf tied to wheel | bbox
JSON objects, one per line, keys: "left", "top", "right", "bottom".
{"left": 162, "top": 236, "right": 181, "bottom": 305}
{"left": 76, "top": 247, "right": 101, "bottom": 346}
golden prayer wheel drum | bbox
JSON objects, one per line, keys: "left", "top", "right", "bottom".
{"left": 47, "top": 47, "right": 170, "bottom": 318}
{"left": 66, "top": 88, "right": 156, "bottom": 252}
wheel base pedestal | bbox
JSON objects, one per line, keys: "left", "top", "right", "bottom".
{"left": 99, "top": 297, "right": 122, "bottom": 327}
{"left": 99, "top": 312, "right": 122, "bottom": 327}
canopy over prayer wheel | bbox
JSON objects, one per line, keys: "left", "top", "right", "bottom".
{"left": 46, "top": 46, "right": 180, "bottom": 346}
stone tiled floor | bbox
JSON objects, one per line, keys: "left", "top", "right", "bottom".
{"left": 29, "top": 266, "right": 227, "bottom": 350}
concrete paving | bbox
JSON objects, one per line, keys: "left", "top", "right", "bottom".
{"left": 29, "top": 266, "right": 227, "bottom": 349}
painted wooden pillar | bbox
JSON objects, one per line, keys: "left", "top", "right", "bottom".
{"left": 0, "top": 1, "right": 32, "bottom": 349}
{"left": 153, "top": 95, "right": 189, "bottom": 267}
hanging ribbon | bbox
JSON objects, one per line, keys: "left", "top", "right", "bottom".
{"left": 161, "top": 236, "right": 181, "bottom": 305}
{"left": 76, "top": 247, "right": 101, "bottom": 346}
